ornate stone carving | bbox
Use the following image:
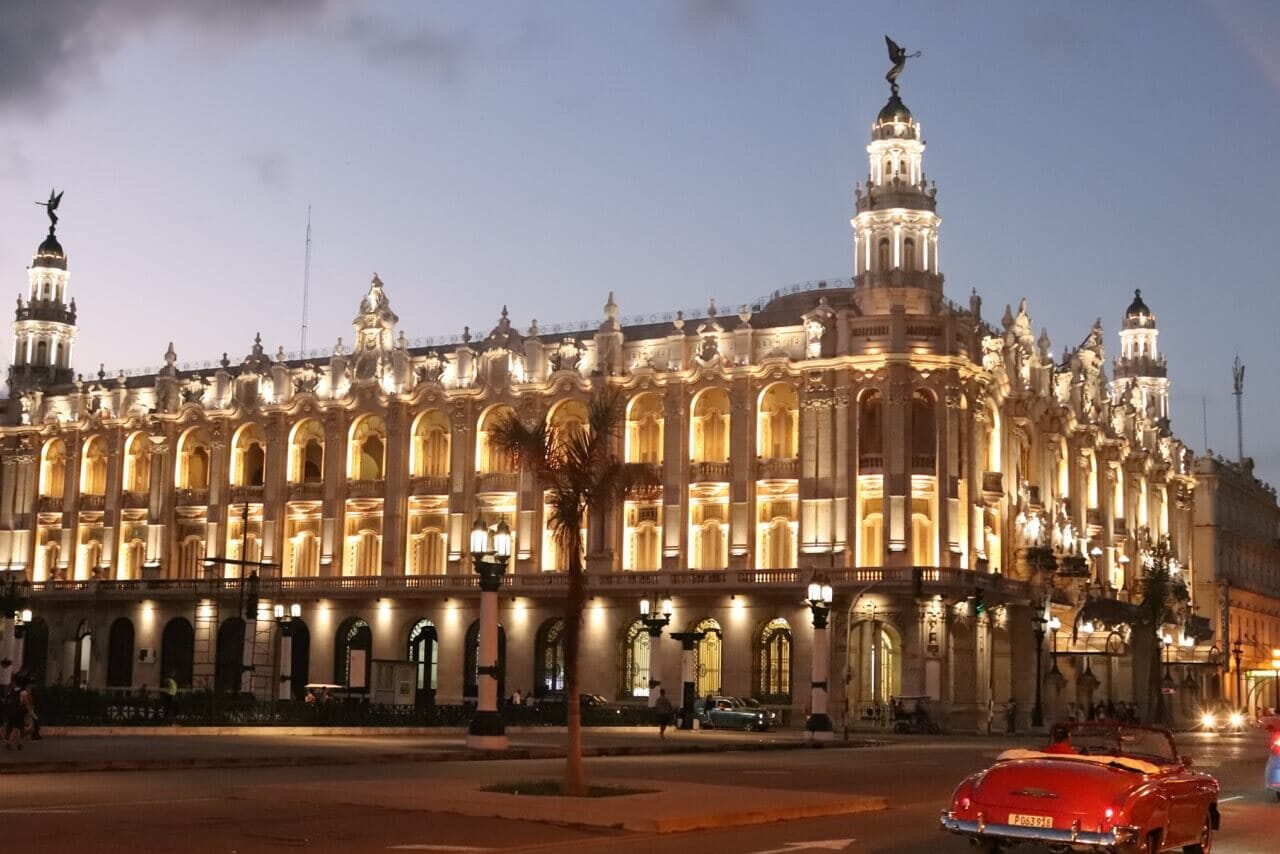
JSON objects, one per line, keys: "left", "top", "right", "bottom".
{"left": 293, "top": 363, "right": 321, "bottom": 395}
{"left": 548, "top": 338, "right": 582, "bottom": 373}
{"left": 181, "top": 376, "right": 208, "bottom": 405}
{"left": 416, "top": 351, "right": 446, "bottom": 385}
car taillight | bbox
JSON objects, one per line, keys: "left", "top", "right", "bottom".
{"left": 1104, "top": 807, "right": 1114, "bottom": 821}
{"left": 959, "top": 796, "right": 971, "bottom": 810}
{"left": 1271, "top": 737, "right": 1280, "bottom": 755}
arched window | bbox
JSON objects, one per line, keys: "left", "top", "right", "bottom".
{"left": 877, "top": 237, "right": 891, "bottom": 271}
{"left": 859, "top": 391, "right": 883, "bottom": 469}
{"left": 757, "top": 384, "right": 798, "bottom": 460}
{"left": 621, "top": 620, "right": 651, "bottom": 698}
{"left": 346, "top": 529, "right": 381, "bottom": 577}
{"left": 160, "top": 617, "right": 194, "bottom": 688}
{"left": 407, "top": 527, "right": 447, "bottom": 575}
{"left": 73, "top": 620, "right": 92, "bottom": 688}
{"left": 755, "top": 618, "right": 792, "bottom": 701}
{"left": 107, "top": 617, "right": 135, "bottom": 688}
{"left": 176, "top": 428, "right": 212, "bottom": 489}
{"left": 232, "top": 423, "right": 267, "bottom": 486}
{"left": 286, "top": 530, "right": 320, "bottom": 578}
{"left": 39, "top": 439, "right": 66, "bottom": 498}
{"left": 859, "top": 500, "right": 883, "bottom": 567}
{"left": 548, "top": 399, "right": 590, "bottom": 450}
{"left": 534, "top": 619, "right": 566, "bottom": 697}
{"left": 692, "top": 520, "right": 727, "bottom": 569}
{"left": 80, "top": 436, "right": 108, "bottom": 495}
{"left": 23, "top": 617, "right": 50, "bottom": 686}
{"left": 119, "top": 537, "right": 145, "bottom": 581}
{"left": 289, "top": 621, "right": 311, "bottom": 701}
{"left": 691, "top": 388, "right": 730, "bottom": 464}
{"left": 626, "top": 393, "right": 664, "bottom": 464}
{"left": 693, "top": 618, "right": 723, "bottom": 696}
{"left": 476, "top": 406, "right": 516, "bottom": 474}
{"left": 123, "top": 432, "right": 151, "bottom": 493}
{"left": 334, "top": 617, "right": 372, "bottom": 690}
{"left": 407, "top": 619, "right": 439, "bottom": 704}
{"left": 625, "top": 516, "right": 661, "bottom": 570}
{"left": 35, "top": 339, "right": 48, "bottom": 366}
{"left": 33, "top": 539, "right": 59, "bottom": 583}
{"left": 411, "top": 411, "right": 451, "bottom": 478}
{"left": 178, "top": 536, "right": 205, "bottom": 579}
{"left": 911, "top": 391, "right": 936, "bottom": 470}
{"left": 214, "top": 617, "right": 245, "bottom": 693}
{"left": 759, "top": 517, "right": 796, "bottom": 570}
{"left": 348, "top": 416, "right": 386, "bottom": 480}
{"left": 463, "top": 619, "right": 506, "bottom": 700}
{"left": 911, "top": 502, "right": 935, "bottom": 566}
{"left": 903, "top": 237, "right": 916, "bottom": 271}
{"left": 289, "top": 420, "right": 325, "bottom": 483}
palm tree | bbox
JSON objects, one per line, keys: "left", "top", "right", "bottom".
{"left": 489, "top": 387, "right": 659, "bottom": 796}
{"left": 1135, "top": 538, "right": 1185, "bottom": 726}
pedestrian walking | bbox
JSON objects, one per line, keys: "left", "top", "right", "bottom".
{"left": 654, "top": 688, "right": 675, "bottom": 739}
{"left": 3, "top": 675, "right": 33, "bottom": 751}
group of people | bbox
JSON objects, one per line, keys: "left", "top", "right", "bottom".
{"left": 507, "top": 689, "right": 537, "bottom": 708}
{"left": 3, "top": 672, "right": 37, "bottom": 751}
{"left": 1062, "top": 700, "right": 1141, "bottom": 724}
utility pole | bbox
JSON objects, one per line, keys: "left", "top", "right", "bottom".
{"left": 1232, "top": 356, "right": 1245, "bottom": 462}
{"left": 300, "top": 205, "right": 312, "bottom": 354}
{"left": 203, "top": 503, "right": 278, "bottom": 697}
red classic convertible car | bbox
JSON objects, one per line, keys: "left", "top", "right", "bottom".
{"left": 940, "top": 722, "right": 1219, "bottom": 852}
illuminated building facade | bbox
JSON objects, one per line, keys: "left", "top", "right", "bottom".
{"left": 0, "top": 84, "right": 1212, "bottom": 728}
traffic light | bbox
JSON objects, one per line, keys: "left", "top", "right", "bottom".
{"left": 244, "top": 571, "right": 260, "bottom": 621}
{"left": 973, "top": 586, "right": 986, "bottom": 617}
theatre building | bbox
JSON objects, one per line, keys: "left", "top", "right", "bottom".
{"left": 0, "top": 77, "right": 1209, "bottom": 730}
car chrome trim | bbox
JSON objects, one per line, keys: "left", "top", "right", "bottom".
{"left": 940, "top": 812, "right": 1139, "bottom": 849}
{"left": 1009, "top": 787, "right": 1059, "bottom": 798}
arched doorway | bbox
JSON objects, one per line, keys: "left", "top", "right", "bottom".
{"left": 533, "top": 619, "right": 565, "bottom": 698}
{"left": 334, "top": 618, "right": 372, "bottom": 691}
{"left": 290, "top": 620, "right": 311, "bottom": 701}
{"left": 463, "top": 620, "right": 505, "bottom": 701}
{"left": 160, "top": 618, "right": 194, "bottom": 688}
{"left": 407, "top": 619, "right": 438, "bottom": 706}
{"left": 106, "top": 617, "right": 135, "bottom": 689}
{"left": 215, "top": 617, "right": 245, "bottom": 693}
{"left": 692, "top": 618, "right": 723, "bottom": 697}
{"left": 23, "top": 617, "right": 50, "bottom": 685}
{"left": 753, "top": 618, "right": 793, "bottom": 702}
{"left": 73, "top": 620, "right": 92, "bottom": 688}
{"left": 846, "top": 618, "right": 902, "bottom": 726}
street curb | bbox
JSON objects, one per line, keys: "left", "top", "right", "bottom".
{"left": 642, "top": 795, "right": 889, "bottom": 833}
{"left": 0, "top": 738, "right": 882, "bottom": 776}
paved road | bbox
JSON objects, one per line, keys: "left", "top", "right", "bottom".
{"left": 3, "top": 731, "right": 1274, "bottom": 853}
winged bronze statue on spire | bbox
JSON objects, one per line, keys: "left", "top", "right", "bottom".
{"left": 884, "top": 36, "right": 921, "bottom": 96}
{"left": 35, "top": 188, "right": 63, "bottom": 232}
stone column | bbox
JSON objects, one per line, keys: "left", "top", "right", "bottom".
{"left": 278, "top": 619, "right": 294, "bottom": 701}
{"left": 671, "top": 630, "right": 704, "bottom": 729}
{"left": 806, "top": 601, "right": 834, "bottom": 741}
{"left": 468, "top": 557, "right": 508, "bottom": 750}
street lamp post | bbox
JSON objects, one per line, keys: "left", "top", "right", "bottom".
{"left": 12, "top": 607, "right": 32, "bottom": 676}
{"left": 669, "top": 630, "right": 705, "bottom": 730}
{"left": 805, "top": 575, "right": 835, "bottom": 741}
{"left": 274, "top": 603, "right": 301, "bottom": 701}
{"left": 0, "top": 573, "right": 30, "bottom": 688}
{"left": 468, "top": 517, "right": 511, "bottom": 750}
{"left": 639, "top": 595, "right": 673, "bottom": 708}
{"left": 1090, "top": 545, "right": 1104, "bottom": 593}
{"left": 1032, "top": 605, "right": 1047, "bottom": 728}
{"left": 1232, "top": 637, "right": 1244, "bottom": 709}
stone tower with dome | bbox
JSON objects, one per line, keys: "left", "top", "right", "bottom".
{"left": 8, "top": 196, "right": 77, "bottom": 397}
{"left": 1112, "top": 289, "right": 1170, "bottom": 430}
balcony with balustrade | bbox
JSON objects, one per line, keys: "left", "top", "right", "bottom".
{"left": 757, "top": 457, "right": 799, "bottom": 480}
{"left": 410, "top": 475, "right": 451, "bottom": 496}
{"left": 174, "top": 488, "right": 209, "bottom": 507}
{"left": 475, "top": 472, "right": 519, "bottom": 493}
{"left": 689, "top": 461, "right": 732, "bottom": 484}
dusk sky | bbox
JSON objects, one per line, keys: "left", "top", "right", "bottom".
{"left": 1, "top": 1, "right": 1277, "bottom": 483}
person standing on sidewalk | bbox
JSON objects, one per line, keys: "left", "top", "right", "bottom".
{"left": 161, "top": 672, "right": 178, "bottom": 724}
{"left": 654, "top": 689, "right": 675, "bottom": 739}
{"left": 3, "top": 675, "right": 33, "bottom": 750}
{"left": 1005, "top": 698, "right": 1018, "bottom": 734}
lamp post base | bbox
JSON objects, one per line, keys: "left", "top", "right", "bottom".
{"left": 467, "top": 710, "right": 508, "bottom": 750}
{"left": 805, "top": 713, "right": 834, "bottom": 741}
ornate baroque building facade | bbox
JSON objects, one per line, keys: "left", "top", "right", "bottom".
{"left": 0, "top": 82, "right": 1215, "bottom": 728}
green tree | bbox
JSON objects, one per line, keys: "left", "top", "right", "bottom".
{"left": 1135, "top": 538, "right": 1185, "bottom": 726}
{"left": 490, "top": 387, "right": 659, "bottom": 796}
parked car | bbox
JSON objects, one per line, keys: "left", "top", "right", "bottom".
{"left": 739, "top": 698, "right": 779, "bottom": 726}
{"left": 1266, "top": 729, "right": 1280, "bottom": 801}
{"left": 695, "top": 696, "right": 770, "bottom": 731}
{"left": 940, "top": 722, "right": 1219, "bottom": 852}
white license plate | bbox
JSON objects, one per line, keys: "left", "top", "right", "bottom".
{"left": 1008, "top": 813, "right": 1053, "bottom": 828}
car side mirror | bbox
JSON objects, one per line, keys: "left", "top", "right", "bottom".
{"left": 1181, "top": 756, "right": 1194, "bottom": 768}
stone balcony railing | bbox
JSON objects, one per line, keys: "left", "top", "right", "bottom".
{"left": 174, "top": 488, "right": 209, "bottom": 507}
{"left": 981, "top": 471, "right": 1003, "bottom": 501}
{"left": 475, "top": 472, "right": 518, "bottom": 493}
{"left": 1113, "top": 517, "right": 1127, "bottom": 536}
{"left": 410, "top": 475, "right": 451, "bottom": 496}
{"left": 858, "top": 453, "right": 883, "bottom": 472}
{"left": 1086, "top": 508, "right": 1102, "bottom": 528}
{"left": 347, "top": 480, "right": 385, "bottom": 499}
{"left": 79, "top": 494, "right": 106, "bottom": 511}
{"left": 757, "top": 457, "right": 798, "bottom": 480}
{"left": 122, "top": 491, "right": 149, "bottom": 510}
{"left": 689, "top": 461, "right": 732, "bottom": 483}
{"left": 288, "top": 481, "right": 324, "bottom": 502}
{"left": 37, "top": 496, "right": 63, "bottom": 513}
{"left": 910, "top": 454, "right": 936, "bottom": 473}
{"left": 230, "top": 485, "right": 264, "bottom": 504}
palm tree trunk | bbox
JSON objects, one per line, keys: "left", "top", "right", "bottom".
{"left": 563, "top": 550, "right": 587, "bottom": 797}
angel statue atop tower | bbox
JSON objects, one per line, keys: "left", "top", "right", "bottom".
{"left": 884, "top": 36, "right": 921, "bottom": 95}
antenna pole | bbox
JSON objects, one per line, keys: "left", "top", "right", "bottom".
{"left": 1201, "top": 396, "right": 1208, "bottom": 453}
{"left": 1232, "top": 356, "right": 1245, "bottom": 463}
{"left": 300, "top": 205, "right": 312, "bottom": 354}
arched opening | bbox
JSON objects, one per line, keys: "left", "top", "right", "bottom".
{"left": 286, "top": 530, "right": 320, "bottom": 578}
{"left": 348, "top": 416, "right": 386, "bottom": 481}
{"left": 877, "top": 237, "right": 891, "bottom": 271}
{"left": 123, "top": 432, "right": 151, "bottom": 493}
{"left": 476, "top": 405, "right": 516, "bottom": 474}
{"left": 548, "top": 398, "right": 590, "bottom": 450}
{"left": 35, "top": 339, "right": 48, "bottom": 366}
{"left": 39, "top": 438, "right": 66, "bottom": 498}
{"left": 626, "top": 393, "right": 664, "bottom": 464}
{"left": 80, "top": 436, "right": 108, "bottom": 495}
{"left": 757, "top": 384, "right": 798, "bottom": 460}
{"left": 289, "top": 620, "right": 311, "bottom": 701}
{"left": 215, "top": 617, "right": 245, "bottom": 693}
{"left": 178, "top": 535, "right": 205, "bottom": 579}
{"left": 692, "top": 519, "right": 727, "bottom": 569}
{"left": 334, "top": 617, "right": 372, "bottom": 690}
{"left": 289, "top": 419, "right": 325, "bottom": 483}
{"left": 847, "top": 619, "right": 902, "bottom": 724}
{"left": 754, "top": 618, "right": 792, "bottom": 701}
{"left": 160, "top": 617, "right": 194, "bottom": 688}
{"left": 23, "top": 617, "right": 50, "bottom": 686}
{"left": 691, "top": 388, "right": 730, "bottom": 464}
{"left": 106, "top": 617, "right": 135, "bottom": 689}
{"left": 620, "top": 620, "right": 651, "bottom": 699}
{"left": 534, "top": 618, "right": 566, "bottom": 697}
{"left": 176, "top": 427, "right": 212, "bottom": 490}
{"left": 911, "top": 390, "right": 936, "bottom": 470}
{"left": 859, "top": 391, "right": 883, "bottom": 470}
{"left": 758, "top": 515, "right": 796, "bottom": 570}
{"left": 232, "top": 423, "right": 267, "bottom": 487}
{"left": 411, "top": 411, "right": 451, "bottom": 478}
{"left": 463, "top": 620, "right": 506, "bottom": 700}
{"left": 407, "top": 619, "right": 439, "bottom": 706}
{"left": 407, "top": 525, "right": 447, "bottom": 575}
{"left": 903, "top": 237, "right": 917, "bottom": 271}
{"left": 693, "top": 618, "right": 723, "bottom": 697}
{"left": 74, "top": 620, "right": 92, "bottom": 688}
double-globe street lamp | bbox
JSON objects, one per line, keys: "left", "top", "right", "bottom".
{"left": 273, "top": 603, "right": 302, "bottom": 701}
{"left": 468, "top": 517, "right": 512, "bottom": 750}
{"left": 805, "top": 575, "right": 835, "bottom": 741}
{"left": 639, "top": 595, "right": 673, "bottom": 708}
{"left": 1231, "top": 637, "right": 1244, "bottom": 709}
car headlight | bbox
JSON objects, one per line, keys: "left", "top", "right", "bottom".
{"left": 1230, "top": 712, "right": 1244, "bottom": 728}
{"left": 1200, "top": 712, "right": 1216, "bottom": 728}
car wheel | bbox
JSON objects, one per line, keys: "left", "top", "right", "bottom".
{"left": 1182, "top": 812, "right": 1213, "bottom": 853}
{"left": 745, "top": 721, "right": 759, "bottom": 732}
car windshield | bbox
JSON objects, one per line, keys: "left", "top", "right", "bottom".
{"left": 1069, "top": 724, "right": 1178, "bottom": 764}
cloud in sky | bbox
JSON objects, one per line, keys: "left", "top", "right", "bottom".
{"left": 340, "top": 13, "right": 472, "bottom": 82}
{"left": 678, "top": 0, "right": 752, "bottom": 32}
